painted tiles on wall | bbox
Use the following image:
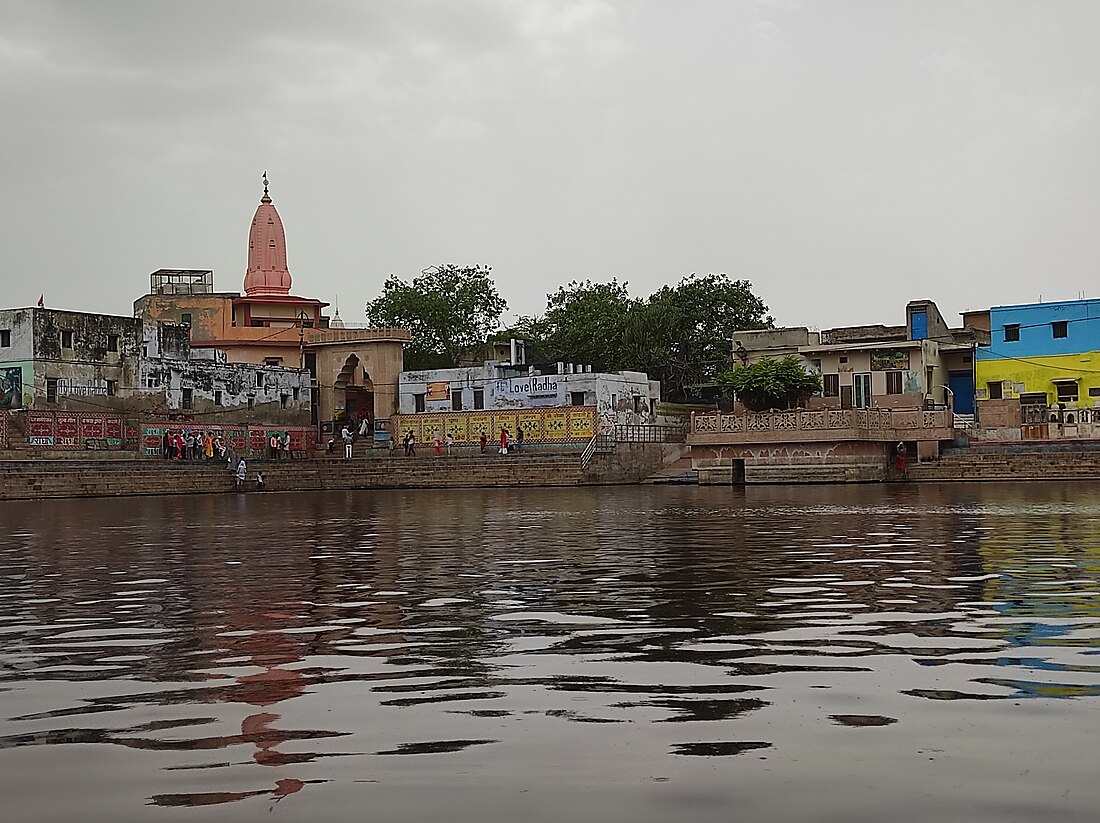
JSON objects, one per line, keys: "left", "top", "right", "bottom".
{"left": 393, "top": 406, "right": 596, "bottom": 445}
{"left": 23, "top": 410, "right": 130, "bottom": 450}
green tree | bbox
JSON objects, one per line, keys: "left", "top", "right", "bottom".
{"left": 717, "top": 356, "right": 822, "bottom": 412}
{"left": 365, "top": 264, "right": 507, "bottom": 370}
{"left": 520, "top": 279, "right": 639, "bottom": 372}
{"left": 638, "top": 273, "right": 773, "bottom": 399}
{"left": 528, "top": 273, "right": 772, "bottom": 400}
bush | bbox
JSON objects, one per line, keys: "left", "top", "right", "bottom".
{"left": 717, "top": 357, "right": 822, "bottom": 412}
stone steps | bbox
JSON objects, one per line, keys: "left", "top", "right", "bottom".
{"left": 0, "top": 454, "right": 591, "bottom": 500}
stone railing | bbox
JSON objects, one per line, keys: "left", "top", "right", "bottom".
{"left": 690, "top": 408, "right": 952, "bottom": 443}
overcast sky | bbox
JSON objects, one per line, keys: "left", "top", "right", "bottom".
{"left": 2, "top": 0, "right": 1098, "bottom": 330}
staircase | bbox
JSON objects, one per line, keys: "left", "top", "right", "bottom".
{"left": 906, "top": 446, "right": 1100, "bottom": 482}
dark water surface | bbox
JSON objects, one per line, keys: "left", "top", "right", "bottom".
{"left": 2, "top": 483, "right": 1100, "bottom": 822}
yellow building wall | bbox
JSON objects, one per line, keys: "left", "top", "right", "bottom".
{"left": 394, "top": 407, "right": 596, "bottom": 445}
{"left": 976, "top": 352, "right": 1100, "bottom": 402}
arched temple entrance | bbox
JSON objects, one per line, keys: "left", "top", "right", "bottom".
{"left": 333, "top": 354, "right": 374, "bottom": 425}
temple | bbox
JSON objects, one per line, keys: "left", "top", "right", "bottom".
{"left": 134, "top": 177, "right": 410, "bottom": 429}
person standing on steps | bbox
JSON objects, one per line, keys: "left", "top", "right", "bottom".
{"left": 446, "top": 432, "right": 454, "bottom": 456}
{"left": 404, "top": 430, "right": 416, "bottom": 457}
{"left": 342, "top": 424, "right": 353, "bottom": 459}
{"left": 433, "top": 430, "right": 442, "bottom": 457}
{"left": 479, "top": 431, "right": 487, "bottom": 454}
{"left": 235, "top": 458, "right": 247, "bottom": 491}
{"left": 895, "top": 441, "right": 907, "bottom": 478}
{"left": 162, "top": 429, "right": 171, "bottom": 459}
{"left": 499, "top": 427, "right": 509, "bottom": 455}
{"left": 516, "top": 427, "right": 524, "bottom": 453}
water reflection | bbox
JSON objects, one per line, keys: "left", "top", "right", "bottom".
{"left": 2, "top": 482, "right": 1100, "bottom": 820}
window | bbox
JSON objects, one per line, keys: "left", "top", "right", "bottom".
{"left": 1052, "top": 321, "right": 1068, "bottom": 339}
{"left": 182, "top": 388, "right": 193, "bottom": 409}
{"left": 247, "top": 397, "right": 255, "bottom": 410}
{"left": 106, "top": 380, "right": 117, "bottom": 397}
{"left": 46, "top": 378, "right": 57, "bottom": 403}
{"left": 264, "top": 357, "right": 281, "bottom": 366}
{"left": 61, "top": 330, "right": 73, "bottom": 348}
{"left": 1004, "top": 324, "right": 1020, "bottom": 342}
{"left": 0, "top": 330, "right": 10, "bottom": 347}
{"left": 634, "top": 395, "right": 647, "bottom": 414}
{"left": 473, "top": 388, "right": 484, "bottom": 410}
{"left": 304, "top": 353, "right": 317, "bottom": 378}
{"left": 1056, "top": 382, "right": 1079, "bottom": 403}
{"left": 1089, "top": 388, "right": 1100, "bottom": 398}
{"left": 571, "top": 391, "right": 586, "bottom": 406}
{"left": 256, "top": 372, "right": 264, "bottom": 388}
{"left": 823, "top": 374, "right": 840, "bottom": 397}
{"left": 281, "top": 394, "right": 289, "bottom": 409}
{"left": 886, "top": 371, "right": 903, "bottom": 395}
{"left": 180, "top": 313, "right": 192, "bottom": 326}
{"left": 214, "top": 389, "right": 223, "bottom": 406}
{"left": 987, "top": 381, "right": 1003, "bottom": 400}
{"left": 107, "top": 334, "right": 118, "bottom": 353}
{"left": 839, "top": 356, "right": 848, "bottom": 364}
{"left": 451, "top": 390, "right": 463, "bottom": 410}
{"left": 414, "top": 393, "right": 426, "bottom": 413}
{"left": 293, "top": 388, "right": 299, "bottom": 402}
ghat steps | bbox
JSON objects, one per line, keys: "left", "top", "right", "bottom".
{"left": 0, "top": 454, "right": 593, "bottom": 501}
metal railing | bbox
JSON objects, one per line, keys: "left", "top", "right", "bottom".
{"left": 580, "top": 433, "right": 616, "bottom": 469}
{"left": 612, "top": 423, "right": 688, "bottom": 443}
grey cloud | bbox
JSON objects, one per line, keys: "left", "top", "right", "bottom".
{"left": 1, "top": 1, "right": 1098, "bottom": 332}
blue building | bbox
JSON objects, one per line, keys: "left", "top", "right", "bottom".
{"left": 976, "top": 298, "right": 1100, "bottom": 407}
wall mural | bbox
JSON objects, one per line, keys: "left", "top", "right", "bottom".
{"left": 0, "top": 367, "right": 21, "bottom": 409}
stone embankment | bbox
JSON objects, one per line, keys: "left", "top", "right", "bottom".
{"left": 905, "top": 448, "right": 1100, "bottom": 482}
{"left": 0, "top": 451, "right": 644, "bottom": 501}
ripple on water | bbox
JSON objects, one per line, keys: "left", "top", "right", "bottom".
{"left": 2, "top": 484, "right": 1100, "bottom": 820}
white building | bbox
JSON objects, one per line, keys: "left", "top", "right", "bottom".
{"left": 399, "top": 362, "right": 660, "bottom": 429}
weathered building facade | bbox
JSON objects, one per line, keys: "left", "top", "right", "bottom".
{"left": 398, "top": 362, "right": 661, "bottom": 430}
{"left": 0, "top": 307, "right": 143, "bottom": 411}
{"left": 139, "top": 322, "right": 310, "bottom": 424}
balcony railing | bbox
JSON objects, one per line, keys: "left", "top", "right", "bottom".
{"left": 691, "top": 408, "right": 951, "bottom": 440}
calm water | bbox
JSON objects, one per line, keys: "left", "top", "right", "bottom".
{"left": 2, "top": 483, "right": 1100, "bottom": 822}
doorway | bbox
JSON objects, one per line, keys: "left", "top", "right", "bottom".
{"left": 853, "top": 373, "right": 872, "bottom": 409}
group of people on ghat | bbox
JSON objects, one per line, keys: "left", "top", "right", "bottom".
{"left": 395, "top": 426, "right": 526, "bottom": 457}
{"left": 161, "top": 429, "right": 230, "bottom": 461}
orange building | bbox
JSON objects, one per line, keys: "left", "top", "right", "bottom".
{"left": 134, "top": 178, "right": 409, "bottom": 429}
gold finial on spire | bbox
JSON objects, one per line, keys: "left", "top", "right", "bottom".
{"left": 261, "top": 171, "right": 271, "bottom": 203}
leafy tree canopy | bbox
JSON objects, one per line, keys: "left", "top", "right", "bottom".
{"left": 365, "top": 264, "right": 507, "bottom": 370}
{"left": 717, "top": 356, "right": 822, "bottom": 412}
{"left": 523, "top": 273, "right": 773, "bottom": 400}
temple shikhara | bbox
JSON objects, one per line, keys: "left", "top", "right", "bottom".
{"left": 134, "top": 176, "right": 410, "bottom": 427}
